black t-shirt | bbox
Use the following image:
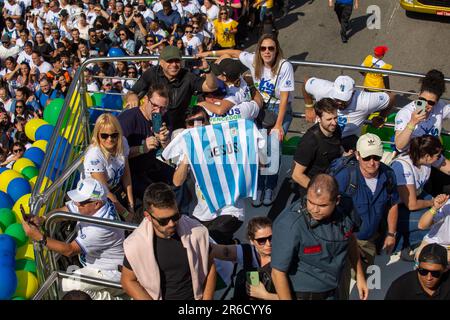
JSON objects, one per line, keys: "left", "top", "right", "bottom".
{"left": 385, "top": 270, "right": 450, "bottom": 300}
{"left": 123, "top": 233, "right": 195, "bottom": 300}
{"left": 294, "top": 123, "right": 342, "bottom": 178}
{"left": 131, "top": 66, "right": 205, "bottom": 130}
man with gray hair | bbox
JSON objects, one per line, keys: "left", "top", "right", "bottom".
{"left": 271, "top": 174, "right": 368, "bottom": 300}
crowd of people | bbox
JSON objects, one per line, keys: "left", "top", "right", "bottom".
{"left": 6, "top": 0, "right": 450, "bottom": 301}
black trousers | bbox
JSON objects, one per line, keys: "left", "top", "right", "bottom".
{"left": 199, "top": 215, "right": 243, "bottom": 245}
{"left": 334, "top": 3, "right": 353, "bottom": 39}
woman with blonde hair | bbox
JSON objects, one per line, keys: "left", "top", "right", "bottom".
{"left": 84, "top": 113, "right": 134, "bottom": 221}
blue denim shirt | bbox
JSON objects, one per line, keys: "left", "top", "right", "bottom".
{"left": 334, "top": 163, "right": 400, "bottom": 240}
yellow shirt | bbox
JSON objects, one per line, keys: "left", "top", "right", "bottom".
{"left": 213, "top": 19, "right": 239, "bottom": 48}
{"left": 361, "top": 55, "right": 393, "bottom": 90}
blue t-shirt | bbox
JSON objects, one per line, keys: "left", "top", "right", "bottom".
{"left": 336, "top": 0, "right": 354, "bottom": 4}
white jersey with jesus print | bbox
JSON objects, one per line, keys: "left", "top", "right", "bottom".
{"left": 239, "top": 52, "right": 295, "bottom": 104}
{"left": 305, "top": 77, "right": 390, "bottom": 138}
{"left": 163, "top": 119, "right": 265, "bottom": 215}
{"left": 394, "top": 100, "right": 450, "bottom": 152}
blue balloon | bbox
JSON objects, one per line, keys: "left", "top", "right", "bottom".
{"left": 51, "top": 136, "right": 71, "bottom": 169}
{"left": 89, "top": 109, "right": 103, "bottom": 125}
{"left": 0, "top": 167, "right": 7, "bottom": 174}
{"left": 0, "top": 191, "right": 14, "bottom": 210}
{"left": 0, "top": 235, "right": 16, "bottom": 256}
{"left": 7, "top": 178, "right": 32, "bottom": 202}
{"left": 0, "top": 254, "right": 15, "bottom": 268}
{"left": 0, "top": 266, "right": 17, "bottom": 300}
{"left": 35, "top": 124, "right": 55, "bottom": 141}
{"left": 102, "top": 93, "right": 123, "bottom": 110}
{"left": 108, "top": 47, "right": 125, "bottom": 57}
{"left": 24, "top": 147, "right": 45, "bottom": 168}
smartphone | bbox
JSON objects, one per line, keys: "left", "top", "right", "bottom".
{"left": 152, "top": 112, "right": 162, "bottom": 133}
{"left": 246, "top": 271, "right": 260, "bottom": 286}
{"left": 414, "top": 99, "right": 427, "bottom": 114}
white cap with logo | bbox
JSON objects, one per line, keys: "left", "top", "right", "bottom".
{"left": 331, "top": 76, "right": 355, "bottom": 102}
{"left": 357, "top": 133, "right": 383, "bottom": 158}
{"left": 67, "top": 178, "right": 107, "bottom": 202}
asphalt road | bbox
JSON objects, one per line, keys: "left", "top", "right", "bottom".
{"left": 245, "top": 0, "right": 450, "bottom": 133}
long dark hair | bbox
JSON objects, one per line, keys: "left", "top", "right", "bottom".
{"left": 409, "top": 135, "right": 442, "bottom": 166}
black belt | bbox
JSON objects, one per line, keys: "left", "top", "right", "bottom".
{"left": 295, "top": 289, "right": 336, "bottom": 300}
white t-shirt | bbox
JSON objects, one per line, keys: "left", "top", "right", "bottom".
{"left": 4, "top": 2, "right": 22, "bottom": 21}
{"left": 305, "top": 77, "right": 390, "bottom": 137}
{"left": 424, "top": 199, "right": 450, "bottom": 246}
{"left": 153, "top": 0, "right": 177, "bottom": 12}
{"left": 83, "top": 138, "right": 130, "bottom": 189}
{"left": 17, "top": 51, "right": 33, "bottom": 65}
{"left": 36, "top": 61, "right": 52, "bottom": 74}
{"left": 391, "top": 154, "right": 431, "bottom": 196}
{"left": 394, "top": 100, "right": 450, "bottom": 151}
{"left": 182, "top": 35, "right": 202, "bottom": 56}
{"left": 68, "top": 200, "right": 125, "bottom": 271}
{"left": 239, "top": 51, "right": 295, "bottom": 104}
{"left": 201, "top": 4, "right": 219, "bottom": 21}
{"left": 224, "top": 76, "right": 252, "bottom": 106}
{"left": 207, "top": 100, "right": 260, "bottom": 124}
{"left": 363, "top": 176, "right": 378, "bottom": 195}
{"left": 45, "top": 10, "right": 62, "bottom": 26}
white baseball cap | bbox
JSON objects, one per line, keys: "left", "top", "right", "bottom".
{"left": 67, "top": 178, "right": 107, "bottom": 202}
{"left": 331, "top": 76, "right": 355, "bottom": 102}
{"left": 357, "top": 133, "right": 383, "bottom": 158}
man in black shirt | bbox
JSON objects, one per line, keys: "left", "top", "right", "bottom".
{"left": 126, "top": 46, "right": 217, "bottom": 130}
{"left": 121, "top": 183, "right": 216, "bottom": 300}
{"left": 385, "top": 243, "right": 450, "bottom": 300}
{"left": 267, "top": 98, "right": 342, "bottom": 220}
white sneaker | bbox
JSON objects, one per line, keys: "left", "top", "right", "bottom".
{"left": 252, "top": 190, "right": 263, "bottom": 207}
{"left": 263, "top": 189, "right": 274, "bottom": 206}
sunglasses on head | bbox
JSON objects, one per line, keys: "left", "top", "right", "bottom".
{"left": 418, "top": 96, "right": 436, "bottom": 106}
{"left": 254, "top": 235, "right": 272, "bottom": 245}
{"left": 417, "top": 268, "right": 442, "bottom": 278}
{"left": 149, "top": 211, "right": 181, "bottom": 226}
{"left": 100, "top": 132, "right": 119, "bottom": 140}
{"left": 186, "top": 116, "right": 205, "bottom": 126}
{"left": 259, "top": 46, "right": 275, "bottom": 52}
{"left": 13, "top": 148, "right": 23, "bottom": 153}
{"left": 362, "top": 155, "right": 382, "bottom": 162}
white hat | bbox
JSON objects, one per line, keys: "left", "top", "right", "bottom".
{"left": 357, "top": 133, "right": 383, "bottom": 158}
{"left": 67, "top": 178, "right": 107, "bottom": 202}
{"left": 331, "top": 76, "right": 355, "bottom": 102}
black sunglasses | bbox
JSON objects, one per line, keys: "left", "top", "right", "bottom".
{"left": 418, "top": 96, "right": 437, "bottom": 106}
{"left": 254, "top": 235, "right": 272, "bottom": 246}
{"left": 185, "top": 30, "right": 193, "bottom": 34}
{"left": 259, "top": 46, "right": 275, "bottom": 52}
{"left": 362, "top": 155, "right": 382, "bottom": 162}
{"left": 16, "top": 105, "right": 24, "bottom": 108}
{"left": 417, "top": 268, "right": 442, "bottom": 278}
{"left": 100, "top": 132, "right": 119, "bottom": 140}
{"left": 186, "top": 116, "right": 205, "bottom": 126}
{"left": 13, "top": 148, "right": 24, "bottom": 153}
{"left": 149, "top": 211, "right": 181, "bottom": 226}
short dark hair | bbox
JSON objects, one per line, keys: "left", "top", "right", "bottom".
{"left": 307, "top": 174, "right": 339, "bottom": 201}
{"left": 409, "top": 135, "right": 442, "bottom": 167}
{"left": 143, "top": 182, "right": 177, "bottom": 212}
{"left": 61, "top": 290, "right": 92, "bottom": 300}
{"left": 146, "top": 84, "right": 169, "bottom": 100}
{"left": 314, "top": 98, "right": 338, "bottom": 118}
{"left": 420, "top": 69, "right": 446, "bottom": 99}
{"left": 186, "top": 105, "right": 210, "bottom": 123}
{"left": 247, "top": 216, "right": 272, "bottom": 240}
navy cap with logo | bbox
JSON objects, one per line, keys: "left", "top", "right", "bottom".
{"left": 419, "top": 243, "right": 448, "bottom": 267}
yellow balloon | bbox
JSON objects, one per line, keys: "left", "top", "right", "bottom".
{"left": 0, "top": 170, "right": 24, "bottom": 193}
{"left": 14, "top": 270, "right": 38, "bottom": 299}
{"left": 16, "top": 242, "right": 35, "bottom": 260}
{"left": 13, "top": 158, "right": 36, "bottom": 173}
{"left": 62, "top": 124, "right": 84, "bottom": 145}
{"left": 24, "top": 119, "right": 48, "bottom": 142}
{"left": 29, "top": 176, "right": 52, "bottom": 194}
{"left": 32, "top": 140, "right": 48, "bottom": 153}
{"left": 12, "top": 193, "right": 46, "bottom": 222}
{"left": 70, "top": 92, "right": 93, "bottom": 115}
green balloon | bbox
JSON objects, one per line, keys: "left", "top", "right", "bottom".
{"left": 5, "top": 223, "right": 28, "bottom": 247}
{"left": 12, "top": 297, "right": 26, "bottom": 300}
{"left": 15, "top": 259, "right": 37, "bottom": 275}
{"left": 91, "top": 92, "right": 105, "bottom": 106}
{"left": 0, "top": 208, "right": 16, "bottom": 232}
{"left": 43, "top": 98, "right": 69, "bottom": 128}
{"left": 21, "top": 166, "right": 39, "bottom": 181}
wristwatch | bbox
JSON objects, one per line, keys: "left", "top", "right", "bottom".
{"left": 387, "top": 232, "right": 397, "bottom": 238}
{"left": 37, "top": 234, "right": 47, "bottom": 246}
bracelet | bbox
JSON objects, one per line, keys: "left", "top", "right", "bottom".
{"left": 387, "top": 232, "right": 396, "bottom": 238}
{"left": 428, "top": 207, "right": 437, "bottom": 215}
{"left": 139, "top": 144, "right": 145, "bottom": 154}
{"left": 304, "top": 103, "right": 314, "bottom": 109}
{"left": 406, "top": 123, "right": 415, "bottom": 131}
{"left": 122, "top": 210, "right": 130, "bottom": 218}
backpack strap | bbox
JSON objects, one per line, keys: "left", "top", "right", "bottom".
{"left": 345, "top": 164, "right": 358, "bottom": 197}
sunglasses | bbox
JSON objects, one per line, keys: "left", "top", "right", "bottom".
{"left": 186, "top": 116, "right": 205, "bottom": 126}
{"left": 76, "top": 199, "right": 95, "bottom": 206}
{"left": 149, "top": 211, "right": 181, "bottom": 226}
{"left": 128, "top": 71, "right": 136, "bottom": 74}
{"left": 13, "top": 148, "right": 24, "bottom": 153}
{"left": 417, "top": 268, "right": 442, "bottom": 278}
{"left": 259, "top": 46, "right": 275, "bottom": 52}
{"left": 185, "top": 30, "right": 193, "bottom": 33}
{"left": 254, "top": 235, "right": 272, "bottom": 246}
{"left": 361, "top": 155, "right": 382, "bottom": 162}
{"left": 418, "top": 96, "right": 436, "bottom": 106}
{"left": 16, "top": 105, "right": 24, "bottom": 108}
{"left": 100, "top": 132, "right": 119, "bottom": 140}
{"left": 146, "top": 39, "right": 155, "bottom": 42}
{"left": 119, "top": 33, "right": 126, "bottom": 36}
{"left": 220, "top": 12, "right": 227, "bottom": 15}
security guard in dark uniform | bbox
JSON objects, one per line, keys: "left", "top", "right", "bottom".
{"left": 271, "top": 174, "right": 369, "bottom": 300}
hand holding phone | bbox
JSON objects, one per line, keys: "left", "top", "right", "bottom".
{"left": 152, "top": 112, "right": 162, "bottom": 133}
{"left": 247, "top": 271, "right": 260, "bottom": 286}
{"left": 414, "top": 99, "right": 427, "bottom": 114}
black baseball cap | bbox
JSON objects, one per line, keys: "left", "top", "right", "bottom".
{"left": 210, "top": 58, "right": 245, "bottom": 82}
{"left": 419, "top": 243, "right": 448, "bottom": 267}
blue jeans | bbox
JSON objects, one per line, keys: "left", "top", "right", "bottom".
{"left": 258, "top": 102, "right": 292, "bottom": 191}
{"left": 394, "top": 193, "right": 432, "bottom": 251}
